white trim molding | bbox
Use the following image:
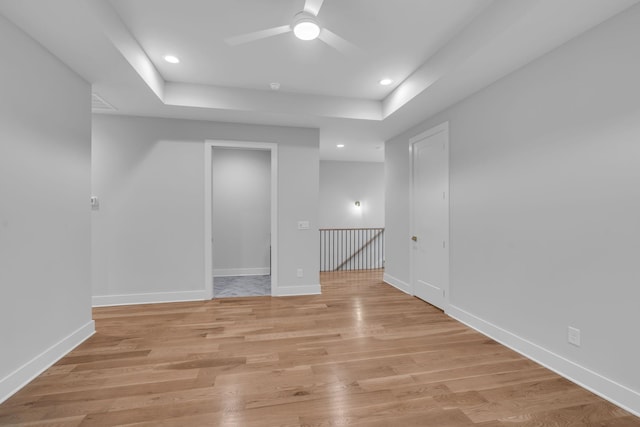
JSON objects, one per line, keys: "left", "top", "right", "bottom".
{"left": 447, "top": 304, "right": 640, "bottom": 417}
{"left": 272, "top": 284, "right": 321, "bottom": 297}
{"left": 408, "top": 121, "right": 450, "bottom": 145}
{"left": 92, "top": 290, "right": 208, "bottom": 307}
{"left": 383, "top": 273, "right": 412, "bottom": 295}
{"left": 0, "top": 321, "right": 95, "bottom": 404}
{"left": 214, "top": 267, "right": 270, "bottom": 277}
{"left": 204, "top": 141, "right": 278, "bottom": 299}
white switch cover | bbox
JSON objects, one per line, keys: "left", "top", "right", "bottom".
{"left": 90, "top": 196, "right": 99, "bottom": 210}
{"left": 568, "top": 326, "right": 581, "bottom": 347}
{"left": 297, "top": 221, "right": 310, "bottom": 230}
{"left": 297, "top": 268, "right": 303, "bottom": 277}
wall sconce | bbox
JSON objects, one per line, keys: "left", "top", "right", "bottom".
{"left": 355, "top": 201, "right": 361, "bottom": 207}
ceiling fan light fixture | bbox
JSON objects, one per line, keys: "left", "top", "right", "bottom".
{"left": 293, "top": 12, "right": 320, "bottom": 41}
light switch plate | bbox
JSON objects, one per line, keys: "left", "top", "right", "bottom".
{"left": 297, "top": 221, "right": 310, "bottom": 230}
{"left": 568, "top": 326, "right": 581, "bottom": 347}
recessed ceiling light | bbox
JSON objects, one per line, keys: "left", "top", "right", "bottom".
{"left": 293, "top": 12, "right": 321, "bottom": 41}
{"left": 337, "top": 144, "right": 345, "bottom": 148}
{"left": 270, "top": 82, "right": 281, "bottom": 90}
{"left": 379, "top": 78, "right": 393, "bottom": 86}
{"left": 163, "top": 55, "right": 180, "bottom": 64}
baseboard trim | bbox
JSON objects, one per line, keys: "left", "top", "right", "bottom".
{"left": 0, "top": 320, "right": 95, "bottom": 404}
{"left": 92, "top": 290, "right": 208, "bottom": 307}
{"left": 383, "top": 273, "right": 412, "bottom": 295}
{"left": 214, "top": 267, "right": 270, "bottom": 277}
{"left": 273, "top": 284, "right": 321, "bottom": 297}
{"left": 447, "top": 304, "right": 640, "bottom": 417}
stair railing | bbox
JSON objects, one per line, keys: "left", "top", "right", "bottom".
{"left": 319, "top": 228, "right": 384, "bottom": 272}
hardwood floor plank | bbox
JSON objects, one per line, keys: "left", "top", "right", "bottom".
{"left": 0, "top": 270, "right": 637, "bottom": 426}
{"left": 463, "top": 388, "right": 602, "bottom": 423}
{"left": 497, "top": 401, "right": 630, "bottom": 425}
{"left": 2, "top": 415, "right": 85, "bottom": 427}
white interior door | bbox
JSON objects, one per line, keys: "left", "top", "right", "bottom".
{"left": 410, "top": 123, "right": 449, "bottom": 310}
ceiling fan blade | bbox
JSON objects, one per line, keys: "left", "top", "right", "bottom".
{"left": 318, "top": 29, "right": 361, "bottom": 56}
{"left": 303, "top": 0, "right": 325, "bottom": 16}
{"left": 225, "top": 25, "right": 291, "bottom": 46}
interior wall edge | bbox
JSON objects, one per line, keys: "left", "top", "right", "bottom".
{"left": 213, "top": 268, "right": 271, "bottom": 277}
{"left": 447, "top": 305, "right": 640, "bottom": 416}
{"left": 272, "top": 284, "right": 321, "bottom": 297}
{"left": 92, "top": 290, "right": 209, "bottom": 307}
{"left": 382, "top": 273, "right": 412, "bottom": 295}
{"left": 0, "top": 321, "right": 95, "bottom": 405}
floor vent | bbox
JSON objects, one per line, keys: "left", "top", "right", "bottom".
{"left": 91, "top": 93, "right": 116, "bottom": 111}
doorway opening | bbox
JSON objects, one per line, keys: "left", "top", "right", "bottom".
{"left": 204, "top": 141, "right": 278, "bottom": 298}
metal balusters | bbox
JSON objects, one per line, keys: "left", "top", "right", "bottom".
{"left": 319, "top": 228, "right": 384, "bottom": 272}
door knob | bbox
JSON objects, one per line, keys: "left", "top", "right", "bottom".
{"left": 411, "top": 236, "right": 417, "bottom": 242}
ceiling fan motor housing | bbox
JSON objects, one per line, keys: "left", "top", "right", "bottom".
{"left": 292, "top": 11, "right": 321, "bottom": 40}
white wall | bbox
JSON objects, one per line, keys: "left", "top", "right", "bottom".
{"left": 0, "top": 15, "right": 93, "bottom": 402}
{"left": 384, "top": 144, "right": 410, "bottom": 284}
{"left": 319, "top": 161, "right": 384, "bottom": 228}
{"left": 92, "top": 115, "right": 320, "bottom": 304}
{"left": 385, "top": 5, "right": 640, "bottom": 413}
{"left": 212, "top": 148, "right": 271, "bottom": 276}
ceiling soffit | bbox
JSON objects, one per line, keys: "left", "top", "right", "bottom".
{"left": 90, "top": 0, "right": 504, "bottom": 121}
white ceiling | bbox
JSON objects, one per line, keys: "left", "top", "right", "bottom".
{"left": 110, "top": 0, "right": 491, "bottom": 100}
{"left": 1, "top": 0, "right": 638, "bottom": 162}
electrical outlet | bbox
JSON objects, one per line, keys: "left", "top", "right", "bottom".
{"left": 568, "top": 326, "right": 581, "bottom": 347}
{"left": 297, "top": 268, "right": 303, "bottom": 277}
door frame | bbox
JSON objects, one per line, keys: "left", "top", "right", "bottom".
{"left": 409, "top": 121, "right": 450, "bottom": 309}
{"left": 204, "top": 140, "right": 278, "bottom": 299}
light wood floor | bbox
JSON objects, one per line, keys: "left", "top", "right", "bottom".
{"left": 1, "top": 270, "right": 638, "bottom": 426}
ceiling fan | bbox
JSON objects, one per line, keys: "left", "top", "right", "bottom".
{"left": 224, "top": 0, "right": 359, "bottom": 55}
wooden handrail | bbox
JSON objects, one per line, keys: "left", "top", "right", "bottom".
{"left": 334, "top": 229, "right": 384, "bottom": 271}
